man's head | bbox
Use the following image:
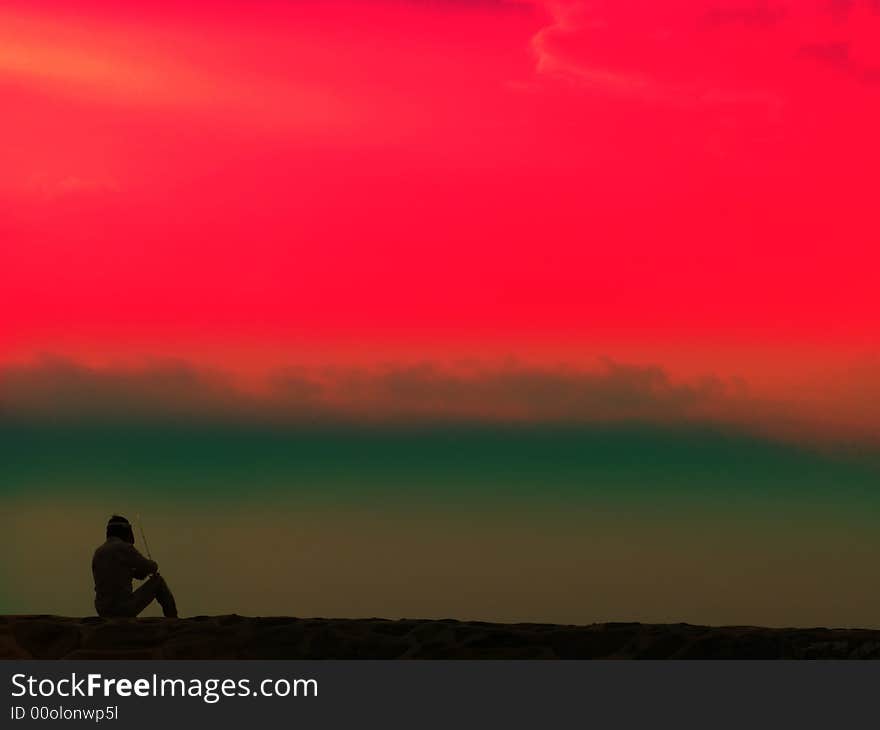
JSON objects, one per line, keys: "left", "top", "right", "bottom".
{"left": 106, "top": 515, "right": 134, "bottom": 544}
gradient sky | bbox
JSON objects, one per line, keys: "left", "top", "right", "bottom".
{"left": 2, "top": 1, "right": 880, "bottom": 623}
{"left": 2, "top": 1, "right": 878, "bottom": 415}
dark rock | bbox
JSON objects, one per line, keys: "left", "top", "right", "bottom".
{"left": 159, "top": 623, "right": 246, "bottom": 659}
{"left": 549, "top": 625, "right": 640, "bottom": 659}
{"left": 13, "top": 620, "right": 81, "bottom": 659}
{"left": 372, "top": 620, "right": 418, "bottom": 637}
{"left": 302, "top": 627, "right": 348, "bottom": 659}
{"left": 84, "top": 622, "right": 167, "bottom": 651}
{"left": 0, "top": 630, "right": 32, "bottom": 659}
{"left": 241, "top": 623, "right": 307, "bottom": 659}
{"left": 64, "top": 649, "right": 158, "bottom": 660}
{"left": 350, "top": 634, "right": 410, "bottom": 659}
{"left": 5, "top": 616, "right": 880, "bottom": 659}
{"left": 676, "top": 632, "right": 783, "bottom": 660}
{"left": 253, "top": 616, "right": 302, "bottom": 627}
{"left": 465, "top": 630, "right": 538, "bottom": 649}
{"left": 634, "top": 632, "right": 691, "bottom": 659}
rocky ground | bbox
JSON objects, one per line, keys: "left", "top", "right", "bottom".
{"left": 3, "top": 615, "right": 880, "bottom": 659}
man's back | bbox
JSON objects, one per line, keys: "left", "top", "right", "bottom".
{"left": 92, "top": 536, "right": 157, "bottom": 616}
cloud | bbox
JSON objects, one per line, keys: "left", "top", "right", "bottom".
{"left": 5, "top": 355, "right": 880, "bottom": 451}
{"left": 799, "top": 40, "right": 880, "bottom": 85}
{"left": 0, "top": 357, "right": 247, "bottom": 421}
{"left": 317, "top": 359, "right": 732, "bottom": 423}
{"left": 704, "top": 2, "right": 787, "bottom": 27}
{"left": 527, "top": 0, "right": 880, "bottom": 100}
{"left": 0, "top": 356, "right": 737, "bottom": 426}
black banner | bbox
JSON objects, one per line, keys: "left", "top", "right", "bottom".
{"left": 2, "top": 660, "right": 874, "bottom": 728}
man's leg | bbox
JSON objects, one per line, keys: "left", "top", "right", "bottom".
{"left": 154, "top": 575, "right": 178, "bottom": 618}
{"left": 126, "top": 574, "right": 178, "bottom": 617}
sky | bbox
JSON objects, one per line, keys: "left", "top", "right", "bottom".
{"left": 2, "top": 0, "right": 880, "bottom": 623}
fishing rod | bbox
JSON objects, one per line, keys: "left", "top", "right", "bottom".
{"left": 136, "top": 513, "right": 153, "bottom": 562}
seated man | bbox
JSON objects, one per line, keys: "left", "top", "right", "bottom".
{"left": 92, "top": 515, "right": 178, "bottom": 618}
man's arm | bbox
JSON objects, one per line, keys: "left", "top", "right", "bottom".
{"left": 123, "top": 543, "right": 158, "bottom": 579}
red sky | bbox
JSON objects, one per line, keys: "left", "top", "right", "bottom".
{"left": 1, "top": 0, "right": 878, "bottom": 439}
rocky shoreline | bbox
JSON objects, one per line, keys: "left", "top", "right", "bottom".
{"left": 3, "top": 615, "right": 880, "bottom": 659}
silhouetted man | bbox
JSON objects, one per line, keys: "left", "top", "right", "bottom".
{"left": 92, "top": 515, "right": 178, "bottom": 618}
